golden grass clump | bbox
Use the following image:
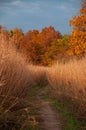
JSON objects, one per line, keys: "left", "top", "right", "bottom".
{"left": 47, "top": 57, "right": 86, "bottom": 118}
{"left": 0, "top": 34, "right": 34, "bottom": 111}
{"left": 0, "top": 33, "right": 36, "bottom": 130}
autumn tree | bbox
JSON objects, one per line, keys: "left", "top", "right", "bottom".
{"left": 0, "top": 25, "right": 4, "bottom": 34}
{"left": 69, "top": 0, "right": 86, "bottom": 56}
{"left": 0, "top": 25, "right": 9, "bottom": 40}
{"left": 39, "top": 26, "right": 61, "bottom": 49}
{"left": 44, "top": 35, "right": 70, "bottom": 65}
{"left": 9, "top": 28, "right": 24, "bottom": 49}
{"left": 37, "top": 26, "right": 62, "bottom": 64}
{"left": 20, "top": 26, "right": 61, "bottom": 65}
{"left": 20, "top": 30, "right": 41, "bottom": 63}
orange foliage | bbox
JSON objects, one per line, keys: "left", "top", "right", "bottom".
{"left": 20, "top": 26, "right": 61, "bottom": 64}
{"left": 20, "top": 30, "right": 40, "bottom": 63}
{"left": 69, "top": 0, "right": 86, "bottom": 55}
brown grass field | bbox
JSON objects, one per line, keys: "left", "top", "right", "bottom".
{"left": 0, "top": 33, "right": 86, "bottom": 129}
{"left": 47, "top": 57, "right": 86, "bottom": 120}
{"left": 0, "top": 34, "right": 35, "bottom": 129}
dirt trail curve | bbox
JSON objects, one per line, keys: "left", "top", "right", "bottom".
{"left": 36, "top": 87, "right": 62, "bottom": 130}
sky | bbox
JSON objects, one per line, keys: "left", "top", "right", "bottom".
{"left": 0, "top": 0, "right": 82, "bottom": 34}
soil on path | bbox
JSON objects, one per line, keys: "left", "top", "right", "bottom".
{"left": 38, "top": 101, "right": 62, "bottom": 130}
{"left": 36, "top": 86, "right": 63, "bottom": 130}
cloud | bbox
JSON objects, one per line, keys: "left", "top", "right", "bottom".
{"left": 0, "top": 0, "right": 23, "bottom": 7}
{"left": 9, "top": 0, "right": 22, "bottom": 6}
{"left": 0, "top": 0, "right": 81, "bottom": 34}
{"left": 0, "top": 0, "right": 41, "bottom": 14}
{"left": 56, "top": 4, "right": 67, "bottom": 10}
{"left": 56, "top": 1, "right": 76, "bottom": 13}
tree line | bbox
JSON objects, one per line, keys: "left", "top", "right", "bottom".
{"left": 0, "top": 0, "right": 86, "bottom": 65}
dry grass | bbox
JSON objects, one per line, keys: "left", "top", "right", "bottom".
{"left": 0, "top": 33, "right": 37, "bottom": 130}
{"left": 0, "top": 31, "right": 86, "bottom": 128}
{"left": 0, "top": 34, "right": 35, "bottom": 116}
{"left": 27, "top": 65, "right": 48, "bottom": 87}
{"left": 47, "top": 57, "right": 86, "bottom": 120}
{"left": 0, "top": 33, "right": 48, "bottom": 129}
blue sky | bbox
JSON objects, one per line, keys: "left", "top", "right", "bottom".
{"left": 0, "top": 0, "right": 82, "bottom": 34}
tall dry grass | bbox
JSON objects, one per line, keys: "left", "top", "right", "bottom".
{"left": 27, "top": 65, "right": 48, "bottom": 87}
{"left": 0, "top": 34, "right": 35, "bottom": 130}
{"left": 0, "top": 36, "right": 34, "bottom": 99}
{"left": 47, "top": 57, "right": 86, "bottom": 119}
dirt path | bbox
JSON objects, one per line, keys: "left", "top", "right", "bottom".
{"left": 36, "top": 87, "right": 62, "bottom": 130}
{"left": 38, "top": 102, "right": 62, "bottom": 130}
